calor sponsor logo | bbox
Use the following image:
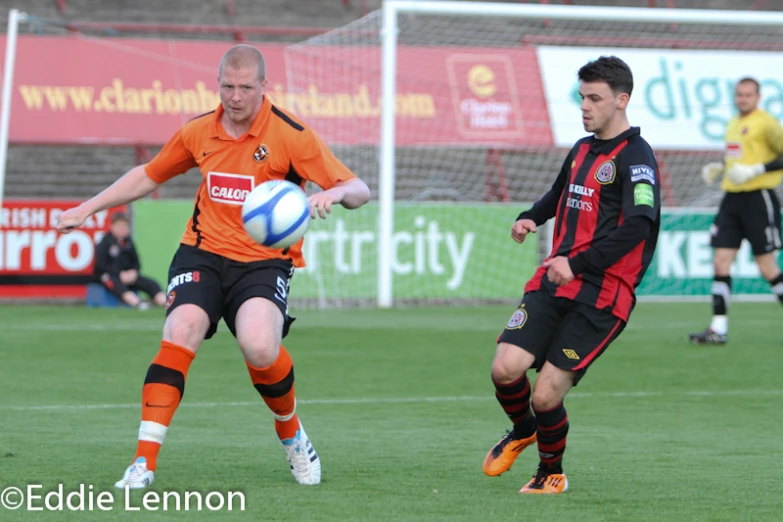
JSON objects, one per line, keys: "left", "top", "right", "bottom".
{"left": 207, "top": 172, "right": 254, "bottom": 205}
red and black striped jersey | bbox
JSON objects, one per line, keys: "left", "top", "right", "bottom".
{"left": 519, "top": 127, "right": 661, "bottom": 322}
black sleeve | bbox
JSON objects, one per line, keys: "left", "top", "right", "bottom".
{"left": 516, "top": 152, "right": 570, "bottom": 226}
{"left": 129, "top": 242, "right": 141, "bottom": 271}
{"left": 620, "top": 157, "right": 660, "bottom": 222}
{"left": 94, "top": 235, "right": 115, "bottom": 276}
{"left": 764, "top": 156, "right": 783, "bottom": 172}
{"left": 568, "top": 216, "right": 652, "bottom": 275}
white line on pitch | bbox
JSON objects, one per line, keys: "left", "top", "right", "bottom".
{"left": 5, "top": 389, "right": 783, "bottom": 412}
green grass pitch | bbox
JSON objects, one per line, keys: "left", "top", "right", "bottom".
{"left": 1, "top": 302, "right": 782, "bottom": 521}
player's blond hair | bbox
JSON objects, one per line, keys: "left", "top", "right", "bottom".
{"left": 219, "top": 44, "right": 266, "bottom": 82}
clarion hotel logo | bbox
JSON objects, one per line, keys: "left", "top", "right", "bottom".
{"left": 207, "top": 172, "right": 254, "bottom": 205}
{"left": 446, "top": 55, "right": 523, "bottom": 137}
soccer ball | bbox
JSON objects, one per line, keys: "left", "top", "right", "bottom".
{"left": 241, "top": 180, "right": 311, "bottom": 249}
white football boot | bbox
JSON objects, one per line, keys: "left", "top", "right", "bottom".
{"left": 281, "top": 421, "right": 321, "bottom": 485}
{"left": 114, "top": 456, "right": 154, "bottom": 489}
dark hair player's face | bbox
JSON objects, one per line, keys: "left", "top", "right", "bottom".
{"left": 579, "top": 81, "right": 624, "bottom": 137}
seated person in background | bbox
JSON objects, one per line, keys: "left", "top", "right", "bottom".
{"left": 94, "top": 212, "right": 166, "bottom": 310}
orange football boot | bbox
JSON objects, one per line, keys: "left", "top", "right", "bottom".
{"left": 482, "top": 430, "right": 537, "bottom": 476}
{"left": 519, "top": 468, "right": 568, "bottom": 494}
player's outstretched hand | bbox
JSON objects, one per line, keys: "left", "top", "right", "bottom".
{"left": 700, "top": 162, "right": 723, "bottom": 185}
{"left": 726, "top": 163, "right": 764, "bottom": 185}
{"left": 543, "top": 256, "right": 574, "bottom": 286}
{"left": 308, "top": 187, "right": 343, "bottom": 220}
{"left": 56, "top": 206, "right": 87, "bottom": 234}
{"left": 511, "top": 219, "right": 537, "bottom": 244}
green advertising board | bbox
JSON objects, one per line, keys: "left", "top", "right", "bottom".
{"left": 638, "top": 209, "right": 781, "bottom": 297}
{"left": 133, "top": 202, "right": 781, "bottom": 302}
{"left": 132, "top": 201, "right": 539, "bottom": 302}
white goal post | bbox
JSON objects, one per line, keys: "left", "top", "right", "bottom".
{"left": 0, "top": 8, "right": 26, "bottom": 217}
{"left": 376, "top": 1, "right": 783, "bottom": 308}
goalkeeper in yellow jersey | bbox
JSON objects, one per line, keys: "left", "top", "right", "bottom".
{"left": 690, "top": 77, "right": 783, "bottom": 345}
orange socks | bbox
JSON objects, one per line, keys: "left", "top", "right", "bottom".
{"left": 247, "top": 346, "right": 300, "bottom": 440}
{"left": 131, "top": 342, "right": 298, "bottom": 471}
{"left": 135, "top": 341, "right": 195, "bottom": 471}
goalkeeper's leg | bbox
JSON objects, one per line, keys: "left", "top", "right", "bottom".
{"left": 756, "top": 253, "right": 783, "bottom": 309}
{"left": 689, "top": 250, "right": 734, "bottom": 345}
{"left": 750, "top": 191, "right": 783, "bottom": 310}
{"left": 690, "top": 200, "right": 741, "bottom": 345}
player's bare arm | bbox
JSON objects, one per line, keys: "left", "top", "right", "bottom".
{"left": 511, "top": 219, "right": 537, "bottom": 244}
{"left": 56, "top": 165, "right": 161, "bottom": 233}
{"left": 308, "top": 178, "right": 371, "bottom": 219}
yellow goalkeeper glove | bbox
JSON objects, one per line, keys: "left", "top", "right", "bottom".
{"left": 701, "top": 162, "right": 724, "bottom": 185}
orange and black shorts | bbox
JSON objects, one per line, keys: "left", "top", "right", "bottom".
{"left": 164, "top": 244, "right": 295, "bottom": 340}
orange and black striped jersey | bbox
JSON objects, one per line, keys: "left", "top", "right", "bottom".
{"left": 144, "top": 97, "right": 356, "bottom": 266}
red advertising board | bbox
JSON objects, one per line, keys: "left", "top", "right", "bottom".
{"left": 0, "top": 200, "right": 124, "bottom": 299}
{"left": 3, "top": 36, "right": 552, "bottom": 147}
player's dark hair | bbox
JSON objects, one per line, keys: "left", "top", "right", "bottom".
{"left": 111, "top": 212, "right": 129, "bottom": 224}
{"left": 578, "top": 56, "right": 633, "bottom": 97}
{"left": 737, "top": 77, "right": 760, "bottom": 94}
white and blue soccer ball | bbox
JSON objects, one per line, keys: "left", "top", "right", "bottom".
{"left": 241, "top": 180, "right": 311, "bottom": 249}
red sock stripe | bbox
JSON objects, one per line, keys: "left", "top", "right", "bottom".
{"left": 504, "top": 403, "right": 531, "bottom": 414}
{"left": 496, "top": 388, "right": 531, "bottom": 401}
{"left": 538, "top": 440, "right": 567, "bottom": 453}
{"left": 539, "top": 416, "right": 569, "bottom": 433}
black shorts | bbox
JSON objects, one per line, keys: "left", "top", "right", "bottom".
{"left": 101, "top": 274, "right": 162, "bottom": 299}
{"left": 165, "top": 244, "right": 295, "bottom": 340}
{"left": 710, "top": 189, "right": 782, "bottom": 256}
{"left": 497, "top": 290, "right": 626, "bottom": 385}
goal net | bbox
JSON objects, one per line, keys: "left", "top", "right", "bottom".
{"left": 4, "top": 4, "right": 783, "bottom": 307}
{"left": 283, "top": 2, "right": 783, "bottom": 307}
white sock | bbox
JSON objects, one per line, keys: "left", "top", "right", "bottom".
{"left": 710, "top": 315, "right": 728, "bottom": 335}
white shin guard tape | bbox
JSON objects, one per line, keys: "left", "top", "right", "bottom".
{"left": 273, "top": 399, "right": 297, "bottom": 422}
{"left": 138, "top": 420, "right": 168, "bottom": 444}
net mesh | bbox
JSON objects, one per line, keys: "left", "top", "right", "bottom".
{"left": 7, "top": 6, "right": 783, "bottom": 306}
{"left": 283, "top": 6, "right": 783, "bottom": 304}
